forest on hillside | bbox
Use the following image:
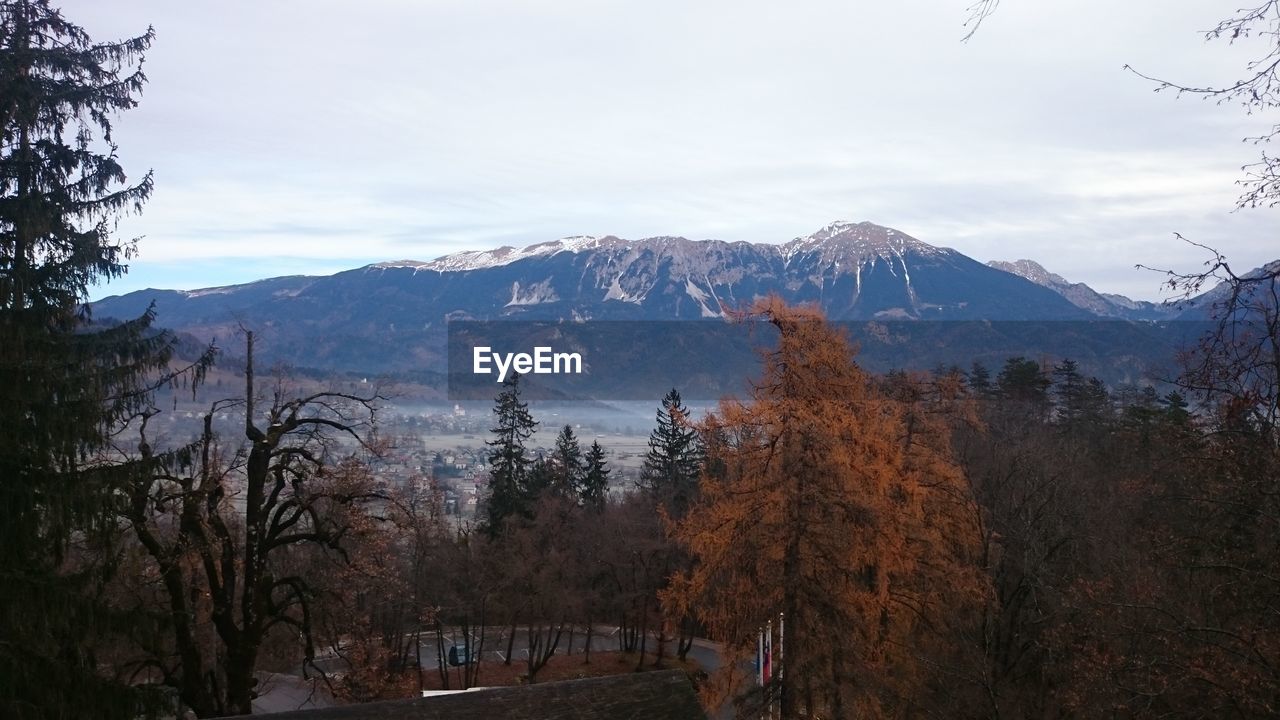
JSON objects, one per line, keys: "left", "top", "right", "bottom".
{"left": 11, "top": 289, "right": 1279, "bottom": 719}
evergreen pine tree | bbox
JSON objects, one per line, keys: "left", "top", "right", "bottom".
{"left": 968, "top": 361, "right": 992, "bottom": 393}
{"left": 580, "top": 440, "right": 610, "bottom": 508}
{"left": 1119, "top": 385, "right": 1161, "bottom": 450}
{"left": 997, "top": 356, "right": 1052, "bottom": 410}
{"left": 638, "top": 387, "right": 703, "bottom": 517}
{"left": 0, "top": 4, "right": 211, "bottom": 716}
{"left": 549, "top": 423, "right": 584, "bottom": 500}
{"left": 523, "top": 453, "right": 553, "bottom": 504}
{"left": 1052, "top": 358, "right": 1086, "bottom": 428}
{"left": 484, "top": 372, "right": 537, "bottom": 535}
{"left": 1162, "top": 391, "right": 1192, "bottom": 427}
{"left": 1081, "top": 376, "right": 1113, "bottom": 428}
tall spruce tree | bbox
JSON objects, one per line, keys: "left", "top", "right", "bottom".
{"left": 580, "top": 440, "right": 610, "bottom": 509}
{"left": 0, "top": 3, "right": 210, "bottom": 717}
{"left": 484, "top": 372, "right": 537, "bottom": 535}
{"left": 549, "top": 423, "right": 584, "bottom": 501}
{"left": 1052, "top": 358, "right": 1086, "bottom": 428}
{"left": 967, "top": 361, "right": 993, "bottom": 395}
{"left": 638, "top": 388, "right": 702, "bottom": 517}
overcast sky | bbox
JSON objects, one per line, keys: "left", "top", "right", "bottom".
{"left": 71, "top": 0, "right": 1276, "bottom": 301}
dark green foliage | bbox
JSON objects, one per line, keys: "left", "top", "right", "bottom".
{"left": 1050, "top": 359, "right": 1114, "bottom": 443}
{"left": 0, "top": 3, "right": 212, "bottom": 717}
{"left": 549, "top": 424, "right": 584, "bottom": 501}
{"left": 638, "top": 388, "right": 702, "bottom": 517}
{"left": 581, "top": 440, "right": 610, "bottom": 508}
{"left": 1052, "top": 358, "right": 1085, "bottom": 425}
{"left": 1117, "top": 385, "right": 1161, "bottom": 452}
{"left": 1081, "top": 377, "right": 1112, "bottom": 427}
{"left": 1162, "top": 391, "right": 1191, "bottom": 427}
{"left": 968, "top": 361, "right": 992, "bottom": 386}
{"left": 524, "top": 453, "right": 552, "bottom": 501}
{"left": 484, "top": 372, "right": 537, "bottom": 535}
{"left": 997, "top": 356, "right": 1051, "bottom": 409}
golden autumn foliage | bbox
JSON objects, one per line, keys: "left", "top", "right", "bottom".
{"left": 664, "top": 297, "right": 988, "bottom": 719}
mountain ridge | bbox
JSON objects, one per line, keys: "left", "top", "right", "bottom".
{"left": 89, "top": 221, "right": 1242, "bottom": 380}
{"left": 102, "top": 221, "right": 1087, "bottom": 322}
{"left": 986, "top": 258, "right": 1175, "bottom": 320}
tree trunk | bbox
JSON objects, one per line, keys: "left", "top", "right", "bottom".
{"left": 415, "top": 626, "right": 424, "bottom": 695}
{"left": 652, "top": 620, "right": 666, "bottom": 668}
{"left": 677, "top": 616, "right": 694, "bottom": 662}
{"left": 225, "top": 641, "right": 260, "bottom": 716}
{"left": 467, "top": 601, "right": 486, "bottom": 689}
{"left": 634, "top": 595, "right": 649, "bottom": 671}
{"left": 525, "top": 623, "right": 539, "bottom": 683}
{"left": 504, "top": 618, "right": 517, "bottom": 666}
{"left": 435, "top": 619, "right": 449, "bottom": 690}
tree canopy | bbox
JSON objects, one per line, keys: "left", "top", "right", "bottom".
{"left": 666, "top": 298, "right": 987, "bottom": 718}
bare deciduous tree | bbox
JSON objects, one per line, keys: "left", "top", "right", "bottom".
{"left": 119, "top": 331, "right": 385, "bottom": 716}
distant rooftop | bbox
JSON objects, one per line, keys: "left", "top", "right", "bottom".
{"left": 254, "top": 669, "right": 705, "bottom": 720}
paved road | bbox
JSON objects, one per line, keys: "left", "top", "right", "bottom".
{"left": 304, "top": 624, "right": 722, "bottom": 677}
{"left": 265, "top": 626, "right": 735, "bottom": 716}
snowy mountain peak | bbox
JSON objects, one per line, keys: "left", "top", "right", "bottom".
{"left": 370, "top": 259, "right": 432, "bottom": 269}
{"left": 526, "top": 235, "right": 603, "bottom": 254}
{"left": 409, "top": 235, "right": 611, "bottom": 272}
{"left": 987, "top": 258, "right": 1175, "bottom": 320}
{"left": 397, "top": 234, "right": 713, "bottom": 274}
{"left": 987, "top": 259, "right": 1069, "bottom": 287}
{"left": 783, "top": 221, "right": 947, "bottom": 265}
{"left": 376, "top": 222, "right": 952, "bottom": 276}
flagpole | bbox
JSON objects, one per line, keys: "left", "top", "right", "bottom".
{"left": 778, "top": 611, "right": 784, "bottom": 719}
{"left": 765, "top": 618, "right": 773, "bottom": 718}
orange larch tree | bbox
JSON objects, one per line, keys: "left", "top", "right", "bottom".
{"left": 664, "top": 297, "right": 986, "bottom": 719}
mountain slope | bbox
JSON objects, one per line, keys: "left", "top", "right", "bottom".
{"left": 987, "top": 259, "right": 1175, "bottom": 320}
{"left": 1169, "top": 259, "right": 1280, "bottom": 320}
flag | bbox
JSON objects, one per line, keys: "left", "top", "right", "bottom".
{"left": 756, "top": 627, "right": 765, "bottom": 686}
{"left": 762, "top": 619, "right": 773, "bottom": 684}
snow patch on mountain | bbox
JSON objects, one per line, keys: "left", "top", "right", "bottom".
{"left": 183, "top": 287, "right": 236, "bottom": 298}
{"left": 418, "top": 236, "right": 608, "bottom": 272}
{"left": 371, "top": 259, "right": 433, "bottom": 270}
{"left": 603, "top": 273, "right": 642, "bottom": 304}
{"left": 182, "top": 276, "right": 305, "bottom": 298}
{"left": 505, "top": 279, "right": 559, "bottom": 307}
{"left": 684, "top": 276, "right": 723, "bottom": 318}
